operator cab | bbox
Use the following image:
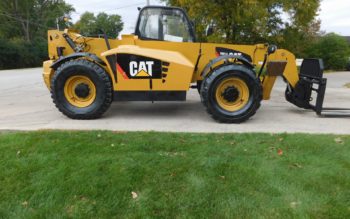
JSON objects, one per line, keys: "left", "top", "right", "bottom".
{"left": 135, "top": 6, "right": 196, "bottom": 42}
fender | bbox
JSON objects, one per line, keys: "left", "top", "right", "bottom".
{"left": 201, "top": 55, "right": 254, "bottom": 78}
{"left": 51, "top": 52, "right": 106, "bottom": 70}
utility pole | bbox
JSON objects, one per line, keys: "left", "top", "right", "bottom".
{"left": 147, "top": 0, "right": 150, "bottom": 5}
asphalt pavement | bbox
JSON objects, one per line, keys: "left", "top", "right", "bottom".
{"left": 0, "top": 68, "right": 349, "bottom": 134}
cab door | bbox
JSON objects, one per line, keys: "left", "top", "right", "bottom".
{"left": 134, "top": 7, "right": 200, "bottom": 91}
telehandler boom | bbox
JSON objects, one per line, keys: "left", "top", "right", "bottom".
{"left": 43, "top": 6, "right": 348, "bottom": 123}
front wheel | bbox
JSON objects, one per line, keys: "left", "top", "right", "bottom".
{"left": 51, "top": 59, "right": 113, "bottom": 120}
{"left": 200, "top": 65, "right": 262, "bottom": 123}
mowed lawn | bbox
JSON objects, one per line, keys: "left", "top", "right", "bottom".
{"left": 0, "top": 131, "right": 349, "bottom": 219}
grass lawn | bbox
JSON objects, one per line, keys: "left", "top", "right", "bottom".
{"left": 0, "top": 131, "right": 349, "bottom": 218}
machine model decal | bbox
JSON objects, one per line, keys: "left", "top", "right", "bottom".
{"left": 116, "top": 54, "right": 163, "bottom": 79}
{"left": 215, "top": 47, "right": 252, "bottom": 62}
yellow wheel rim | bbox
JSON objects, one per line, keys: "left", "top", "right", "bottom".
{"left": 215, "top": 78, "right": 250, "bottom": 111}
{"left": 64, "top": 75, "right": 96, "bottom": 108}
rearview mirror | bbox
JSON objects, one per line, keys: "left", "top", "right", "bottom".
{"left": 268, "top": 45, "right": 278, "bottom": 55}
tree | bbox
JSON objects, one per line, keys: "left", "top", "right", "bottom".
{"left": 0, "top": 0, "right": 75, "bottom": 42}
{"left": 74, "top": 12, "right": 123, "bottom": 38}
{"left": 162, "top": 0, "right": 321, "bottom": 56}
{"left": 306, "top": 33, "right": 350, "bottom": 70}
{"left": 0, "top": 0, "right": 74, "bottom": 69}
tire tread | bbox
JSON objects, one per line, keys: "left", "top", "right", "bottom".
{"left": 50, "top": 59, "right": 113, "bottom": 120}
{"left": 200, "top": 64, "right": 262, "bottom": 123}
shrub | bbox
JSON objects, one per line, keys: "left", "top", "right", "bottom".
{"left": 0, "top": 38, "right": 48, "bottom": 70}
{"left": 0, "top": 38, "right": 19, "bottom": 69}
{"left": 306, "top": 33, "right": 350, "bottom": 71}
{"left": 347, "top": 62, "right": 350, "bottom": 71}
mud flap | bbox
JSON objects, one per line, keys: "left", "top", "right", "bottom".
{"left": 286, "top": 59, "right": 350, "bottom": 117}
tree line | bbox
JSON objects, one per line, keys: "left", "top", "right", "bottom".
{"left": 0, "top": 0, "right": 349, "bottom": 70}
{"left": 0, "top": 0, "right": 123, "bottom": 70}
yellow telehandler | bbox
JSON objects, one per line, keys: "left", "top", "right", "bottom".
{"left": 43, "top": 6, "right": 348, "bottom": 123}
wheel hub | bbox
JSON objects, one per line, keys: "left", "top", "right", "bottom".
{"left": 221, "top": 86, "right": 240, "bottom": 103}
{"left": 75, "top": 83, "right": 90, "bottom": 98}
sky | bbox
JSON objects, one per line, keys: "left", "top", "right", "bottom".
{"left": 66, "top": 0, "right": 350, "bottom": 36}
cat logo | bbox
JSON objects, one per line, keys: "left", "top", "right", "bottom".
{"left": 129, "top": 61, "right": 154, "bottom": 77}
{"left": 218, "top": 51, "right": 243, "bottom": 57}
{"left": 115, "top": 54, "right": 163, "bottom": 80}
{"left": 215, "top": 47, "right": 253, "bottom": 62}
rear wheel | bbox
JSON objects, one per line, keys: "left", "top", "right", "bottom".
{"left": 51, "top": 59, "right": 113, "bottom": 119}
{"left": 201, "top": 65, "right": 262, "bottom": 123}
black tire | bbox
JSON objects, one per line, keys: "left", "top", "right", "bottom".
{"left": 200, "top": 64, "right": 262, "bottom": 123}
{"left": 51, "top": 59, "right": 113, "bottom": 120}
{"left": 196, "top": 80, "right": 202, "bottom": 94}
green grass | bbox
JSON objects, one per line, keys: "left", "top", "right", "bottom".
{"left": 0, "top": 131, "right": 349, "bottom": 219}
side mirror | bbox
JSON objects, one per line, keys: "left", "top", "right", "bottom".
{"left": 268, "top": 45, "right": 277, "bottom": 55}
{"left": 206, "top": 25, "right": 214, "bottom": 37}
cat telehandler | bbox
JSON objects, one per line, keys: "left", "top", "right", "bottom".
{"left": 43, "top": 6, "right": 349, "bottom": 123}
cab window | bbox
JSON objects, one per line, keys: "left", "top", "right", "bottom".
{"left": 137, "top": 8, "right": 194, "bottom": 42}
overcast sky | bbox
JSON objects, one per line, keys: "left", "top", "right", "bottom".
{"left": 66, "top": 0, "right": 350, "bottom": 36}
